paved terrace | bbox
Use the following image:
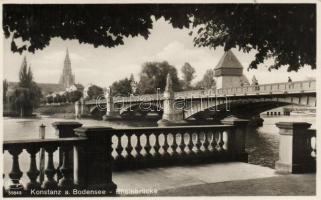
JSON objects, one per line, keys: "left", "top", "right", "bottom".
{"left": 113, "top": 162, "right": 316, "bottom": 196}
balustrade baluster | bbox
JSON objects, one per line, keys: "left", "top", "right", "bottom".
{"left": 58, "top": 145, "right": 73, "bottom": 188}
{"left": 210, "top": 132, "right": 217, "bottom": 152}
{"left": 188, "top": 132, "right": 195, "bottom": 154}
{"left": 116, "top": 134, "right": 124, "bottom": 160}
{"left": 26, "top": 146, "right": 41, "bottom": 190}
{"left": 195, "top": 132, "right": 202, "bottom": 153}
{"left": 179, "top": 133, "right": 187, "bottom": 155}
{"left": 8, "top": 148, "right": 24, "bottom": 191}
{"left": 171, "top": 133, "right": 179, "bottom": 156}
{"left": 153, "top": 133, "right": 161, "bottom": 157}
{"left": 125, "top": 134, "right": 134, "bottom": 159}
{"left": 135, "top": 133, "right": 143, "bottom": 159}
{"left": 162, "top": 133, "right": 170, "bottom": 157}
{"left": 144, "top": 134, "right": 153, "bottom": 158}
{"left": 203, "top": 131, "right": 210, "bottom": 152}
{"left": 43, "top": 146, "right": 58, "bottom": 189}
{"left": 217, "top": 131, "right": 225, "bottom": 152}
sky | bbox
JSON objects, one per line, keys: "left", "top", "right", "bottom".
{"left": 3, "top": 17, "right": 316, "bottom": 88}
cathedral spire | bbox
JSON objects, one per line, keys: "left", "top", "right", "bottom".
{"left": 59, "top": 48, "right": 75, "bottom": 88}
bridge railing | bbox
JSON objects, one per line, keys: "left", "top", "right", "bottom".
{"left": 110, "top": 80, "right": 316, "bottom": 103}
{"left": 216, "top": 80, "right": 316, "bottom": 97}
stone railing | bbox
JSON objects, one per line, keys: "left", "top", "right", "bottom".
{"left": 3, "top": 138, "right": 86, "bottom": 193}
{"left": 3, "top": 118, "right": 248, "bottom": 196}
{"left": 3, "top": 122, "right": 116, "bottom": 197}
{"left": 98, "top": 118, "right": 249, "bottom": 171}
{"left": 275, "top": 122, "right": 316, "bottom": 174}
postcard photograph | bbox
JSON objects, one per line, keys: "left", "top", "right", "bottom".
{"left": 1, "top": 1, "right": 318, "bottom": 198}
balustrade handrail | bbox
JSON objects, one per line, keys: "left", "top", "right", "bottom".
{"left": 109, "top": 124, "right": 233, "bottom": 132}
{"left": 3, "top": 137, "right": 86, "bottom": 149}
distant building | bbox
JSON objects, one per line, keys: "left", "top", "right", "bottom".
{"left": 214, "top": 50, "right": 249, "bottom": 89}
{"left": 59, "top": 48, "right": 75, "bottom": 89}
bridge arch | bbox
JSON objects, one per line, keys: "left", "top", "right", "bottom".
{"left": 119, "top": 102, "right": 163, "bottom": 118}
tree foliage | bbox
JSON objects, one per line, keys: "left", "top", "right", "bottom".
{"left": 111, "top": 78, "right": 133, "bottom": 97}
{"left": 3, "top": 4, "right": 315, "bottom": 71}
{"left": 181, "top": 62, "right": 195, "bottom": 90}
{"left": 9, "top": 57, "right": 43, "bottom": 116}
{"left": 138, "top": 61, "right": 181, "bottom": 94}
{"left": 190, "top": 4, "right": 315, "bottom": 71}
{"left": 86, "top": 84, "right": 104, "bottom": 99}
{"left": 195, "top": 69, "right": 216, "bottom": 90}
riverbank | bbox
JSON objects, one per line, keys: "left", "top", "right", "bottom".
{"left": 35, "top": 104, "right": 76, "bottom": 119}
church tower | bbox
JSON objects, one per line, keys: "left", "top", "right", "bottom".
{"left": 59, "top": 48, "right": 75, "bottom": 89}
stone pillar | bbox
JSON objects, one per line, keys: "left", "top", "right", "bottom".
{"left": 74, "top": 127, "right": 117, "bottom": 194}
{"left": 275, "top": 122, "right": 312, "bottom": 174}
{"left": 52, "top": 122, "right": 83, "bottom": 182}
{"left": 103, "top": 88, "right": 120, "bottom": 120}
{"left": 80, "top": 98, "right": 84, "bottom": 116}
{"left": 157, "top": 74, "right": 185, "bottom": 126}
{"left": 221, "top": 117, "right": 249, "bottom": 162}
{"left": 74, "top": 100, "right": 81, "bottom": 119}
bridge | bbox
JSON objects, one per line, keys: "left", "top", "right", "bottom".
{"left": 82, "top": 75, "right": 316, "bottom": 126}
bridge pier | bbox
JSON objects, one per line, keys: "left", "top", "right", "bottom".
{"left": 157, "top": 74, "right": 186, "bottom": 126}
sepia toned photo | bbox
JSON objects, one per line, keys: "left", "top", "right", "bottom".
{"left": 1, "top": 1, "right": 318, "bottom": 198}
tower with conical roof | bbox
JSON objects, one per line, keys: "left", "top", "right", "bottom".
{"left": 59, "top": 48, "right": 75, "bottom": 89}
{"left": 214, "top": 50, "right": 249, "bottom": 89}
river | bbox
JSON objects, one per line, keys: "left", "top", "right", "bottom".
{"left": 2, "top": 114, "right": 315, "bottom": 183}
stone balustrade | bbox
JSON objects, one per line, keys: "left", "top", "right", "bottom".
{"left": 3, "top": 137, "right": 86, "bottom": 195}
{"left": 4, "top": 119, "right": 316, "bottom": 196}
{"left": 99, "top": 118, "right": 248, "bottom": 171}
{"left": 275, "top": 122, "right": 316, "bottom": 174}
{"left": 3, "top": 118, "right": 249, "bottom": 196}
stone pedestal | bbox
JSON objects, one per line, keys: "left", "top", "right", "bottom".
{"left": 157, "top": 74, "right": 186, "bottom": 126}
{"left": 103, "top": 88, "right": 120, "bottom": 120}
{"left": 275, "top": 122, "right": 312, "bottom": 174}
{"left": 52, "top": 122, "right": 83, "bottom": 182}
{"left": 221, "top": 117, "right": 249, "bottom": 162}
{"left": 74, "top": 127, "right": 117, "bottom": 194}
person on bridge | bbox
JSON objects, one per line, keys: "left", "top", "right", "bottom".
{"left": 288, "top": 76, "right": 293, "bottom": 89}
{"left": 252, "top": 75, "right": 259, "bottom": 91}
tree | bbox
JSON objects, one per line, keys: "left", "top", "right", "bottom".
{"left": 86, "top": 85, "right": 104, "bottom": 100}
{"left": 3, "top": 4, "right": 315, "bottom": 71}
{"left": 137, "top": 61, "right": 182, "bottom": 94}
{"left": 181, "top": 62, "right": 195, "bottom": 90}
{"left": 19, "top": 57, "right": 33, "bottom": 88}
{"left": 9, "top": 57, "right": 42, "bottom": 116}
{"left": 191, "top": 4, "right": 315, "bottom": 71}
{"left": 195, "top": 69, "right": 216, "bottom": 90}
{"left": 111, "top": 78, "right": 132, "bottom": 96}
{"left": 67, "top": 90, "right": 83, "bottom": 102}
{"left": 3, "top": 79, "right": 8, "bottom": 103}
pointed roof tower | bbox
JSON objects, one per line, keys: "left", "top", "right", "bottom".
{"left": 64, "top": 48, "right": 71, "bottom": 68}
{"left": 214, "top": 50, "right": 243, "bottom": 77}
{"left": 59, "top": 48, "right": 75, "bottom": 88}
